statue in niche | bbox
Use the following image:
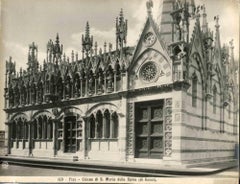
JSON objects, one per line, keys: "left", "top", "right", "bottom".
{"left": 14, "top": 87, "right": 20, "bottom": 106}
{"left": 65, "top": 79, "right": 71, "bottom": 98}
{"left": 107, "top": 71, "right": 114, "bottom": 92}
{"left": 97, "top": 74, "right": 103, "bottom": 93}
{"left": 38, "top": 84, "right": 43, "bottom": 103}
{"left": 74, "top": 79, "right": 79, "bottom": 96}
{"left": 20, "top": 86, "right": 26, "bottom": 105}
{"left": 31, "top": 85, "right": 36, "bottom": 104}
{"left": 88, "top": 76, "right": 94, "bottom": 94}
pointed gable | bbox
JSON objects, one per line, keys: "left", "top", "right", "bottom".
{"left": 189, "top": 17, "right": 207, "bottom": 79}
{"left": 129, "top": 17, "right": 171, "bottom": 71}
{"left": 128, "top": 9, "right": 173, "bottom": 90}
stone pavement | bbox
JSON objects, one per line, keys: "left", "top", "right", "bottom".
{"left": 0, "top": 156, "right": 238, "bottom": 177}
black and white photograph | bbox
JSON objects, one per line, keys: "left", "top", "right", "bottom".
{"left": 0, "top": 0, "right": 239, "bottom": 183}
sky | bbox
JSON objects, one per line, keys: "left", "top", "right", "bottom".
{"left": 0, "top": 0, "right": 239, "bottom": 130}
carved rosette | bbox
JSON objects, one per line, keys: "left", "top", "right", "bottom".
{"left": 164, "top": 98, "right": 172, "bottom": 156}
{"left": 126, "top": 103, "right": 134, "bottom": 157}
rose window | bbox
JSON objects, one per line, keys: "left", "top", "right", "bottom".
{"left": 140, "top": 62, "right": 158, "bottom": 82}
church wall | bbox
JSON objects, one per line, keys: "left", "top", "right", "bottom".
{"left": 178, "top": 60, "right": 237, "bottom": 163}
{"left": 6, "top": 97, "right": 124, "bottom": 161}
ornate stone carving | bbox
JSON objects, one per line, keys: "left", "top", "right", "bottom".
{"left": 164, "top": 98, "right": 172, "bottom": 156}
{"left": 140, "top": 62, "right": 158, "bottom": 83}
{"left": 127, "top": 103, "right": 134, "bottom": 156}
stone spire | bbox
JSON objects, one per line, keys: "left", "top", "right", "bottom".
{"left": 214, "top": 15, "right": 221, "bottom": 60}
{"left": 201, "top": 4, "right": 208, "bottom": 34}
{"left": 82, "top": 21, "right": 93, "bottom": 56}
{"left": 116, "top": 9, "right": 127, "bottom": 52}
{"left": 27, "top": 42, "right": 39, "bottom": 73}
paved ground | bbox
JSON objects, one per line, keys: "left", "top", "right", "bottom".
{"left": 0, "top": 163, "right": 238, "bottom": 177}
{"left": 0, "top": 164, "right": 113, "bottom": 176}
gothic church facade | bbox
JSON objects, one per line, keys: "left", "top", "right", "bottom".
{"left": 3, "top": 0, "right": 238, "bottom": 165}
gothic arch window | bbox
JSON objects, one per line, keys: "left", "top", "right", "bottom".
{"left": 89, "top": 114, "right": 95, "bottom": 138}
{"left": 88, "top": 109, "right": 119, "bottom": 139}
{"left": 192, "top": 73, "right": 198, "bottom": 107}
{"left": 42, "top": 115, "right": 48, "bottom": 139}
{"left": 17, "top": 119, "right": 23, "bottom": 139}
{"left": 12, "top": 121, "right": 16, "bottom": 139}
{"left": 38, "top": 116, "right": 42, "bottom": 139}
{"left": 33, "top": 119, "right": 37, "bottom": 139}
{"left": 213, "top": 85, "right": 217, "bottom": 114}
{"left": 104, "top": 110, "right": 110, "bottom": 138}
{"left": 96, "top": 110, "right": 103, "bottom": 138}
{"left": 24, "top": 121, "right": 28, "bottom": 139}
{"left": 228, "top": 94, "right": 231, "bottom": 119}
{"left": 47, "top": 118, "right": 53, "bottom": 139}
{"left": 111, "top": 112, "right": 119, "bottom": 138}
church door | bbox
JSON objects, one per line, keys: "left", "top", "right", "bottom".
{"left": 135, "top": 100, "right": 164, "bottom": 159}
{"left": 64, "top": 116, "right": 77, "bottom": 153}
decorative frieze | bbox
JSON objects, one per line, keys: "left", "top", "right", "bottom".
{"left": 164, "top": 98, "right": 172, "bottom": 156}
{"left": 126, "top": 103, "right": 134, "bottom": 157}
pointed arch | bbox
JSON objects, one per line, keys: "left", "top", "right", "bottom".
{"left": 111, "top": 112, "right": 119, "bottom": 138}
{"left": 104, "top": 109, "right": 110, "bottom": 138}
{"left": 96, "top": 110, "right": 103, "bottom": 138}
{"left": 191, "top": 71, "right": 198, "bottom": 107}
{"left": 213, "top": 84, "right": 217, "bottom": 114}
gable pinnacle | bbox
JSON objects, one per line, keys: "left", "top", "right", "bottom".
{"left": 214, "top": 15, "right": 219, "bottom": 28}
{"left": 86, "top": 21, "right": 90, "bottom": 38}
{"left": 146, "top": 0, "right": 153, "bottom": 17}
{"left": 56, "top": 33, "right": 59, "bottom": 44}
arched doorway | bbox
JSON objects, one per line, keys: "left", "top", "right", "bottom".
{"left": 57, "top": 107, "right": 83, "bottom": 154}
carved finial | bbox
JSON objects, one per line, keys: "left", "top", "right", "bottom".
{"left": 119, "top": 8, "right": 123, "bottom": 20}
{"left": 116, "top": 8, "right": 128, "bottom": 50}
{"left": 56, "top": 33, "right": 59, "bottom": 44}
{"left": 82, "top": 21, "right": 93, "bottom": 55}
{"left": 214, "top": 15, "right": 219, "bottom": 28}
{"left": 229, "top": 39, "right": 234, "bottom": 48}
{"left": 146, "top": 0, "right": 153, "bottom": 17}
{"left": 109, "top": 43, "right": 112, "bottom": 52}
{"left": 86, "top": 21, "right": 90, "bottom": 38}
